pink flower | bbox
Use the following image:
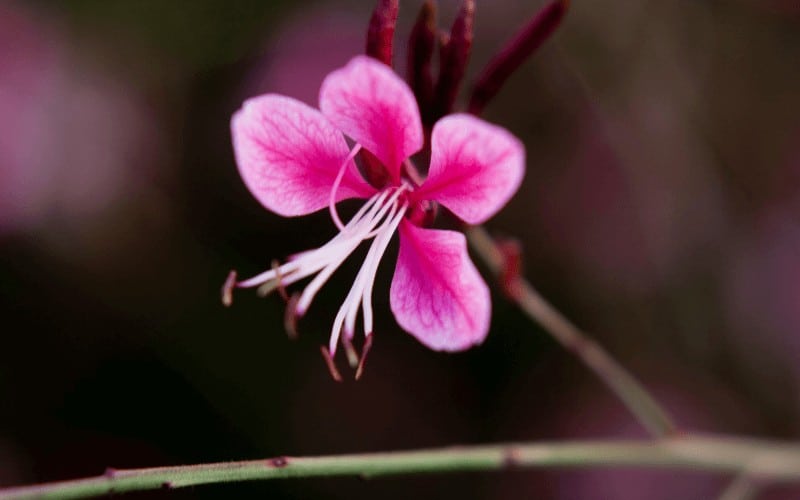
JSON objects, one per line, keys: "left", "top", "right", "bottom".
{"left": 228, "top": 55, "right": 524, "bottom": 365}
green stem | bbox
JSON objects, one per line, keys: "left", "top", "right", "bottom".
{"left": 465, "top": 226, "right": 676, "bottom": 437}
{"left": 3, "top": 435, "right": 800, "bottom": 499}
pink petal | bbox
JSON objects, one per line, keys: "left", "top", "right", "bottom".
{"left": 231, "top": 94, "right": 375, "bottom": 217}
{"left": 390, "top": 221, "right": 491, "bottom": 351}
{"left": 415, "top": 114, "right": 525, "bottom": 224}
{"left": 319, "top": 55, "right": 423, "bottom": 182}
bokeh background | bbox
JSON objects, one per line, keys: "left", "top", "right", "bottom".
{"left": 2, "top": 1, "right": 800, "bottom": 498}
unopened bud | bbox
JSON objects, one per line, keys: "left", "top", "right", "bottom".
{"left": 366, "top": 0, "right": 399, "bottom": 66}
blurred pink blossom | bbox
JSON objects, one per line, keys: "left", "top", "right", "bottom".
{"left": 538, "top": 99, "right": 727, "bottom": 296}
{"left": 724, "top": 206, "right": 800, "bottom": 384}
{"left": 242, "top": 5, "right": 364, "bottom": 106}
{"left": 0, "top": 3, "right": 160, "bottom": 234}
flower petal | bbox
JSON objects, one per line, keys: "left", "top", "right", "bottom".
{"left": 415, "top": 114, "right": 525, "bottom": 224}
{"left": 231, "top": 94, "right": 375, "bottom": 217}
{"left": 319, "top": 55, "right": 423, "bottom": 182}
{"left": 390, "top": 221, "right": 491, "bottom": 351}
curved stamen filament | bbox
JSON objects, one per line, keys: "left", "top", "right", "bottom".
{"left": 232, "top": 181, "right": 409, "bottom": 367}
{"left": 363, "top": 184, "right": 407, "bottom": 239}
{"left": 328, "top": 143, "right": 363, "bottom": 232}
{"left": 329, "top": 202, "right": 407, "bottom": 355}
{"left": 361, "top": 209, "right": 405, "bottom": 336}
{"left": 236, "top": 189, "right": 390, "bottom": 290}
{"left": 295, "top": 190, "right": 399, "bottom": 314}
{"left": 347, "top": 202, "right": 405, "bottom": 335}
{"left": 339, "top": 202, "right": 401, "bottom": 343}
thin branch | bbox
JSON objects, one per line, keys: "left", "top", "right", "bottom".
{"left": 3, "top": 435, "right": 800, "bottom": 499}
{"left": 717, "top": 453, "right": 775, "bottom": 500}
{"left": 718, "top": 475, "right": 760, "bottom": 500}
{"left": 465, "top": 226, "right": 676, "bottom": 437}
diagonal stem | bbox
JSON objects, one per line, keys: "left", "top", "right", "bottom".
{"left": 465, "top": 225, "right": 676, "bottom": 437}
{"left": 718, "top": 475, "right": 760, "bottom": 500}
{"left": 3, "top": 435, "right": 800, "bottom": 499}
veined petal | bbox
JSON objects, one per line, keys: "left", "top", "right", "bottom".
{"left": 390, "top": 221, "right": 490, "bottom": 351}
{"left": 415, "top": 114, "right": 525, "bottom": 224}
{"left": 231, "top": 94, "right": 375, "bottom": 217}
{"left": 319, "top": 55, "right": 423, "bottom": 182}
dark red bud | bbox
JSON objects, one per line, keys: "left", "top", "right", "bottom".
{"left": 366, "top": 0, "right": 400, "bottom": 66}
{"left": 497, "top": 238, "right": 524, "bottom": 300}
{"left": 468, "top": 0, "right": 568, "bottom": 115}
{"left": 407, "top": 1, "right": 437, "bottom": 126}
{"left": 432, "top": 0, "right": 475, "bottom": 120}
{"left": 359, "top": 148, "right": 392, "bottom": 189}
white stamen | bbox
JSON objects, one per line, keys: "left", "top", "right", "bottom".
{"left": 236, "top": 178, "right": 409, "bottom": 360}
{"left": 236, "top": 189, "right": 389, "bottom": 290}
{"left": 361, "top": 206, "right": 406, "bottom": 336}
{"left": 295, "top": 189, "right": 399, "bottom": 314}
{"left": 328, "top": 200, "right": 403, "bottom": 352}
{"left": 328, "top": 143, "right": 362, "bottom": 232}
{"left": 330, "top": 202, "right": 407, "bottom": 354}
{"left": 362, "top": 185, "right": 408, "bottom": 238}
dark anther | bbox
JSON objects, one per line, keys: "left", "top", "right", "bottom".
{"left": 366, "top": 0, "right": 399, "bottom": 67}
{"left": 284, "top": 293, "right": 300, "bottom": 340}
{"left": 320, "top": 346, "right": 344, "bottom": 382}
{"left": 432, "top": 0, "right": 474, "bottom": 121}
{"left": 221, "top": 270, "right": 237, "bottom": 307}
{"left": 355, "top": 334, "right": 374, "bottom": 381}
{"left": 255, "top": 261, "right": 289, "bottom": 299}
{"left": 468, "top": 0, "right": 568, "bottom": 115}
{"left": 273, "top": 260, "right": 289, "bottom": 301}
{"left": 408, "top": 1, "right": 437, "bottom": 126}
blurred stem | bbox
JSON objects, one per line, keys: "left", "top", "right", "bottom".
{"left": 4, "top": 435, "right": 800, "bottom": 499}
{"left": 465, "top": 225, "right": 676, "bottom": 437}
{"left": 718, "top": 475, "right": 760, "bottom": 500}
{"left": 718, "top": 455, "right": 772, "bottom": 500}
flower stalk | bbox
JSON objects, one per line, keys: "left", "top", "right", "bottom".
{"left": 3, "top": 434, "right": 800, "bottom": 499}
{"left": 465, "top": 225, "right": 676, "bottom": 437}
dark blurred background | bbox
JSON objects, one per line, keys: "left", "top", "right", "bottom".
{"left": 2, "top": 1, "right": 800, "bottom": 498}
